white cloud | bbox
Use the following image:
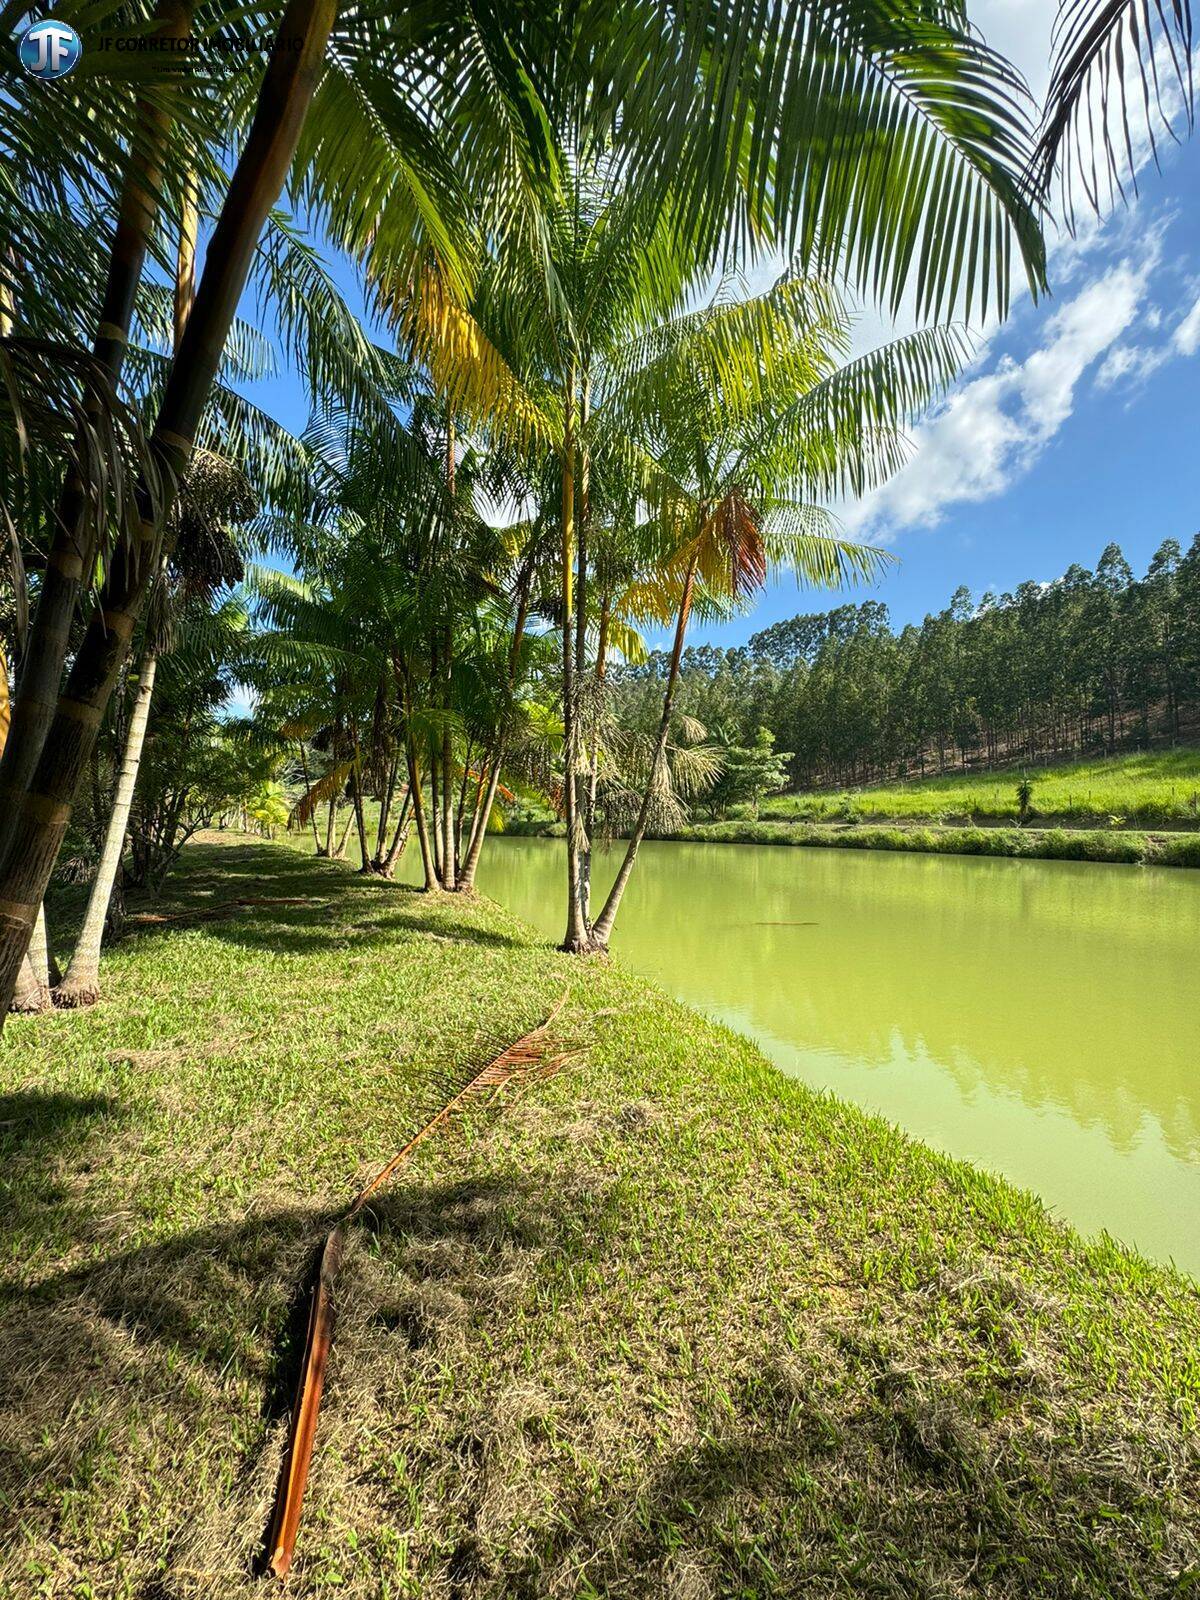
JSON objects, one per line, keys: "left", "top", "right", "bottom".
{"left": 1094, "top": 279, "right": 1200, "bottom": 390}
{"left": 1174, "top": 291, "right": 1200, "bottom": 356}
{"left": 846, "top": 256, "right": 1153, "bottom": 539}
{"left": 1095, "top": 342, "right": 1167, "bottom": 390}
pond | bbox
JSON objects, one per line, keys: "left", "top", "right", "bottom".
{"left": 439, "top": 837, "right": 1200, "bottom": 1275}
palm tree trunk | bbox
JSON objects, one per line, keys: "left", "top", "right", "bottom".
{"left": 323, "top": 796, "right": 337, "bottom": 857}
{"left": 406, "top": 743, "right": 437, "bottom": 891}
{"left": 374, "top": 752, "right": 398, "bottom": 864}
{"left": 381, "top": 790, "right": 412, "bottom": 877}
{"left": 54, "top": 161, "right": 193, "bottom": 1010}
{"left": 559, "top": 380, "right": 588, "bottom": 951}
{"left": 454, "top": 740, "right": 472, "bottom": 858}
{"left": 0, "top": 0, "right": 193, "bottom": 868}
{"left": 589, "top": 553, "right": 698, "bottom": 951}
{"left": 29, "top": 903, "right": 54, "bottom": 990}
{"left": 574, "top": 385, "right": 592, "bottom": 922}
{"left": 2, "top": 661, "right": 48, "bottom": 1015}
{"left": 56, "top": 651, "right": 158, "bottom": 1006}
{"left": 10, "top": 955, "right": 47, "bottom": 1014}
{"left": 298, "top": 741, "right": 322, "bottom": 852}
{"left": 430, "top": 741, "right": 443, "bottom": 881}
{"left": 461, "top": 754, "right": 485, "bottom": 859}
{"left": 333, "top": 808, "right": 354, "bottom": 860}
{"left": 440, "top": 624, "right": 457, "bottom": 888}
{"left": 459, "top": 762, "right": 501, "bottom": 891}
{"left": 459, "top": 566, "right": 532, "bottom": 890}
{"left": 0, "top": 0, "right": 337, "bottom": 1023}
{"left": 348, "top": 730, "right": 370, "bottom": 872}
{"left": 441, "top": 729, "right": 456, "bottom": 886}
{"left": 585, "top": 596, "right": 610, "bottom": 842}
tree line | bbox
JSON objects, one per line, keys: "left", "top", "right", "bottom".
{"left": 609, "top": 538, "right": 1200, "bottom": 790}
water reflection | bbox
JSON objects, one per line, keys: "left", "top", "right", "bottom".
{"left": 414, "top": 838, "right": 1200, "bottom": 1272}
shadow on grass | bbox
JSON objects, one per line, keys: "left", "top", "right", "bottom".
{"left": 116, "top": 843, "right": 529, "bottom": 958}
{"left": 0, "top": 1089, "right": 124, "bottom": 1265}
{"left": 493, "top": 1355, "right": 1184, "bottom": 1600}
{"left": 0, "top": 1173, "right": 555, "bottom": 1593}
{"left": 0, "top": 1089, "right": 116, "bottom": 1155}
{"left": 1, "top": 1139, "right": 1189, "bottom": 1595}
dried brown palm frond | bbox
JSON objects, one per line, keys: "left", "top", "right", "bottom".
{"left": 263, "top": 999, "right": 576, "bottom": 1581}
{"left": 703, "top": 487, "right": 767, "bottom": 601}
{"left": 290, "top": 760, "right": 353, "bottom": 830}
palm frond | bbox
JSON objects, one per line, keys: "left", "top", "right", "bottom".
{"left": 1034, "top": 0, "right": 1194, "bottom": 222}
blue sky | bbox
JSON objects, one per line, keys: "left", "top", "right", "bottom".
{"left": 241, "top": 0, "right": 1199, "bottom": 647}
{"left": 729, "top": 141, "right": 1200, "bottom": 643}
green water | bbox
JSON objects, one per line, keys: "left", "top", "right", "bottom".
{"left": 447, "top": 838, "right": 1200, "bottom": 1274}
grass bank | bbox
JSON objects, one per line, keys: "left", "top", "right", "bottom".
{"left": 662, "top": 818, "right": 1200, "bottom": 865}
{"left": 508, "top": 814, "right": 1200, "bottom": 867}
{"left": 757, "top": 746, "right": 1200, "bottom": 830}
{"left": 3, "top": 839, "right": 1197, "bottom": 1596}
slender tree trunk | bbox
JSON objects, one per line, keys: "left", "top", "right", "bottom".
{"left": 29, "top": 903, "right": 54, "bottom": 990}
{"left": 573, "top": 382, "right": 592, "bottom": 922}
{"left": 333, "top": 808, "right": 354, "bottom": 860}
{"left": 0, "top": 0, "right": 337, "bottom": 1022}
{"left": 429, "top": 740, "right": 443, "bottom": 881}
{"left": 441, "top": 695, "right": 456, "bottom": 888}
{"left": 454, "top": 740, "right": 472, "bottom": 862}
{"left": 462, "top": 758, "right": 486, "bottom": 865}
{"left": 589, "top": 553, "right": 699, "bottom": 951}
{"left": 581, "top": 593, "right": 609, "bottom": 922}
{"left": 458, "top": 567, "right": 532, "bottom": 890}
{"left": 2, "top": 660, "right": 48, "bottom": 1014}
{"left": 56, "top": 652, "right": 158, "bottom": 1006}
{"left": 374, "top": 752, "right": 398, "bottom": 864}
{"left": 298, "top": 741, "right": 322, "bottom": 852}
{"left": 10, "top": 954, "right": 47, "bottom": 1014}
{"left": 58, "top": 158, "right": 194, "bottom": 1008}
{"left": 10, "top": 904, "right": 54, "bottom": 1014}
{"left": 437, "top": 419, "right": 458, "bottom": 890}
{"left": 559, "top": 376, "right": 588, "bottom": 951}
{"left": 348, "top": 731, "right": 370, "bottom": 872}
{"left": 381, "top": 790, "right": 412, "bottom": 877}
{"left": 406, "top": 743, "right": 437, "bottom": 891}
{"left": 0, "top": 0, "right": 193, "bottom": 868}
{"left": 323, "top": 796, "right": 337, "bottom": 857}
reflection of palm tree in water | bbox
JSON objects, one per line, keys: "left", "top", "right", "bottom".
{"left": 480, "top": 840, "right": 1200, "bottom": 1163}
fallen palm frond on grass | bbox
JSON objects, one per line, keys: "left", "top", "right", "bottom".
{"left": 264, "top": 999, "right": 574, "bottom": 1581}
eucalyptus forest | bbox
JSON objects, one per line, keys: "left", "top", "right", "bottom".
{"left": 613, "top": 536, "right": 1200, "bottom": 787}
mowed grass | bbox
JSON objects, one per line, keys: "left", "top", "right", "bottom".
{"left": 760, "top": 746, "right": 1200, "bottom": 828}
{"left": 2, "top": 839, "right": 1198, "bottom": 1598}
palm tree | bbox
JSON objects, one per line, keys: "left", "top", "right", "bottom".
{"left": 0, "top": 0, "right": 336, "bottom": 1017}
{"left": 55, "top": 452, "right": 254, "bottom": 1005}
{"left": 584, "top": 280, "right": 964, "bottom": 951}
{"left": 0, "top": 0, "right": 1047, "bottom": 1016}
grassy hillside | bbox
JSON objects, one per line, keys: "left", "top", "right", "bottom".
{"left": 759, "top": 747, "right": 1200, "bottom": 829}
{"left": 2, "top": 839, "right": 1197, "bottom": 1596}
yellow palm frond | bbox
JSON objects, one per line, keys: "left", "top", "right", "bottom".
{"left": 603, "top": 616, "right": 647, "bottom": 665}
{"left": 399, "top": 266, "right": 555, "bottom": 452}
{"left": 291, "top": 760, "right": 353, "bottom": 829}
